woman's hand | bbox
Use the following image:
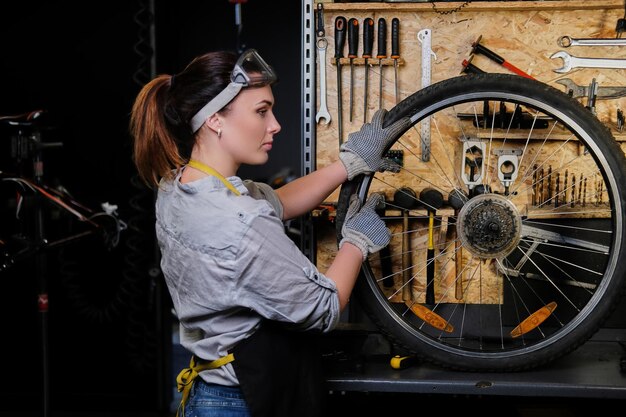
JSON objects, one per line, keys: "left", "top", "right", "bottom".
{"left": 339, "top": 109, "right": 411, "bottom": 180}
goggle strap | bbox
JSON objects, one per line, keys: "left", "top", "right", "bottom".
{"left": 189, "top": 82, "right": 243, "bottom": 133}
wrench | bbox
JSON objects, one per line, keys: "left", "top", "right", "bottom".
{"left": 558, "top": 36, "right": 626, "bottom": 48}
{"left": 555, "top": 78, "right": 626, "bottom": 99}
{"left": 550, "top": 51, "right": 626, "bottom": 73}
{"left": 315, "top": 37, "right": 331, "bottom": 125}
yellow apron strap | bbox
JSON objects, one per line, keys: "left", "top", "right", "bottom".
{"left": 187, "top": 159, "right": 241, "bottom": 196}
{"left": 175, "top": 353, "right": 235, "bottom": 417}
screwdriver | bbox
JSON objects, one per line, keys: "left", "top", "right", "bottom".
{"left": 362, "top": 17, "right": 374, "bottom": 122}
{"left": 377, "top": 17, "right": 387, "bottom": 110}
{"left": 334, "top": 16, "right": 347, "bottom": 145}
{"left": 391, "top": 17, "right": 400, "bottom": 104}
{"left": 347, "top": 18, "right": 359, "bottom": 122}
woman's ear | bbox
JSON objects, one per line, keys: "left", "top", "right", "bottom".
{"left": 205, "top": 114, "right": 222, "bottom": 135}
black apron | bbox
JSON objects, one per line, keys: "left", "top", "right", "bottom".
{"left": 230, "top": 321, "right": 327, "bottom": 417}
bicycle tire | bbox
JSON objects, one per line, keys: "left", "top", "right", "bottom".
{"left": 336, "top": 73, "right": 626, "bottom": 371}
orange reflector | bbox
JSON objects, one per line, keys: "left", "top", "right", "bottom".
{"left": 510, "top": 301, "right": 557, "bottom": 338}
{"left": 410, "top": 304, "right": 454, "bottom": 333}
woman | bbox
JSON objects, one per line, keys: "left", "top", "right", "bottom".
{"left": 130, "top": 49, "right": 410, "bottom": 417}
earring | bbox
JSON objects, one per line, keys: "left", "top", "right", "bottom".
{"left": 217, "top": 128, "right": 222, "bottom": 139}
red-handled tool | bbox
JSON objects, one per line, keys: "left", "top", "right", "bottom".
{"left": 461, "top": 55, "right": 486, "bottom": 74}
{"left": 471, "top": 35, "right": 535, "bottom": 79}
{"left": 347, "top": 18, "right": 359, "bottom": 122}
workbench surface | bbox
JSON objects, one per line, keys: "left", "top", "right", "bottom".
{"left": 323, "top": 333, "right": 626, "bottom": 399}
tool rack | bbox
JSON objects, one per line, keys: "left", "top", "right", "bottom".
{"left": 301, "top": 0, "right": 626, "bottom": 399}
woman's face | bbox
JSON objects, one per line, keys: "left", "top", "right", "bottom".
{"left": 220, "top": 85, "right": 281, "bottom": 166}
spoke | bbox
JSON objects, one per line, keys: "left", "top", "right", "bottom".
{"left": 514, "top": 246, "right": 579, "bottom": 313}
{"left": 522, "top": 219, "right": 612, "bottom": 235}
{"left": 515, "top": 119, "right": 561, "bottom": 190}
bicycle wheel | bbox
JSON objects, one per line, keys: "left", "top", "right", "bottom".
{"left": 336, "top": 73, "right": 626, "bottom": 371}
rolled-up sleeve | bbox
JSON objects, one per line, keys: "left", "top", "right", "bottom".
{"left": 232, "top": 208, "right": 341, "bottom": 332}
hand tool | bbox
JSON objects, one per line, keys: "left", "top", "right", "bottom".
{"left": 554, "top": 172, "right": 560, "bottom": 207}
{"left": 472, "top": 35, "right": 535, "bottom": 79}
{"left": 390, "top": 354, "right": 418, "bottom": 370}
{"left": 550, "top": 51, "right": 626, "bottom": 73}
{"left": 586, "top": 78, "right": 599, "bottom": 114}
{"left": 394, "top": 187, "right": 416, "bottom": 301}
{"left": 448, "top": 188, "right": 467, "bottom": 300}
{"left": 546, "top": 165, "right": 552, "bottom": 204}
{"left": 555, "top": 78, "right": 626, "bottom": 100}
{"left": 377, "top": 17, "right": 387, "bottom": 110}
{"left": 347, "top": 18, "right": 359, "bottom": 122}
{"left": 315, "top": 4, "right": 331, "bottom": 125}
{"left": 570, "top": 174, "right": 576, "bottom": 207}
{"left": 558, "top": 35, "right": 626, "bottom": 47}
{"left": 578, "top": 175, "right": 583, "bottom": 205}
{"left": 373, "top": 192, "right": 394, "bottom": 288}
{"left": 334, "top": 16, "right": 347, "bottom": 145}
{"left": 419, "top": 187, "right": 443, "bottom": 305}
{"left": 418, "top": 28, "right": 435, "bottom": 161}
{"left": 461, "top": 55, "right": 486, "bottom": 74}
{"left": 563, "top": 169, "right": 568, "bottom": 208}
{"left": 391, "top": 17, "right": 400, "bottom": 104}
{"left": 532, "top": 164, "right": 538, "bottom": 206}
{"left": 362, "top": 17, "right": 374, "bottom": 123}
{"left": 617, "top": 17, "right": 626, "bottom": 38}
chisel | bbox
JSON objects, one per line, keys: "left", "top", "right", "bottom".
{"left": 362, "top": 17, "right": 374, "bottom": 122}
{"left": 377, "top": 17, "right": 387, "bottom": 110}
{"left": 347, "top": 18, "right": 359, "bottom": 122}
{"left": 391, "top": 17, "right": 400, "bottom": 104}
{"left": 334, "top": 16, "right": 347, "bottom": 145}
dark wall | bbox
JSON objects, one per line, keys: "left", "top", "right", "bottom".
{"left": 155, "top": 0, "right": 303, "bottom": 182}
{"left": 0, "top": 0, "right": 302, "bottom": 413}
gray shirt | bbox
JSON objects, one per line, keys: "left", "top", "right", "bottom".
{"left": 156, "top": 169, "right": 340, "bottom": 386}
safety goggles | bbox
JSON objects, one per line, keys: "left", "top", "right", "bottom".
{"left": 190, "top": 49, "right": 277, "bottom": 133}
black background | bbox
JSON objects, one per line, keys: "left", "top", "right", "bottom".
{"left": 0, "top": 0, "right": 301, "bottom": 413}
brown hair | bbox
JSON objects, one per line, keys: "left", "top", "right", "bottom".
{"left": 130, "top": 51, "right": 237, "bottom": 186}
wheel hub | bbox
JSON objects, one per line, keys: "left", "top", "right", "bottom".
{"left": 457, "top": 193, "right": 521, "bottom": 259}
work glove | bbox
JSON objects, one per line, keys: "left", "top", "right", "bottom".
{"left": 340, "top": 193, "right": 391, "bottom": 260}
{"left": 339, "top": 108, "right": 411, "bottom": 180}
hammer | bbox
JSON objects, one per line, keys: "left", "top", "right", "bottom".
{"left": 419, "top": 187, "right": 444, "bottom": 305}
{"left": 373, "top": 192, "right": 394, "bottom": 288}
{"left": 448, "top": 188, "right": 467, "bottom": 300}
{"left": 394, "top": 187, "right": 417, "bottom": 301}
{"left": 471, "top": 35, "right": 535, "bottom": 80}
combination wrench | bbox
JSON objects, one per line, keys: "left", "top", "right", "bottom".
{"left": 550, "top": 51, "right": 626, "bottom": 73}
{"left": 314, "top": 3, "right": 330, "bottom": 125}
{"left": 315, "top": 37, "right": 331, "bottom": 125}
{"left": 558, "top": 36, "right": 626, "bottom": 48}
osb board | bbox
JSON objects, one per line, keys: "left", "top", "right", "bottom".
{"left": 314, "top": 1, "right": 624, "bottom": 304}
{"left": 316, "top": 0, "right": 626, "bottom": 177}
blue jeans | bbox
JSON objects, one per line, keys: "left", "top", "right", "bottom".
{"left": 184, "top": 379, "right": 251, "bottom": 417}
